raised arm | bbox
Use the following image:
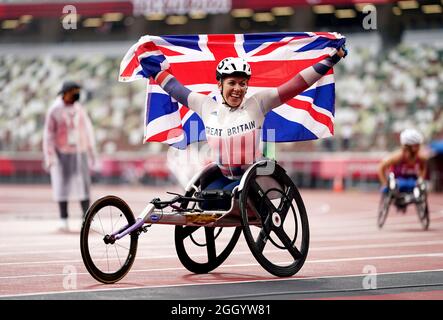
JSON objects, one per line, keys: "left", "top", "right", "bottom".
{"left": 257, "top": 47, "right": 345, "bottom": 114}
{"left": 278, "top": 49, "right": 344, "bottom": 104}
{"left": 154, "top": 70, "right": 207, "bottom": 116}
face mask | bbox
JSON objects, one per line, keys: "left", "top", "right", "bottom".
{"left": 71, "top": 92, "right": 80, "bottom": 102}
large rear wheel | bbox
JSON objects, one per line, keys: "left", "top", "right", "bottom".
{"left": 240, "top": 161, "right": 309, "bottom": 277}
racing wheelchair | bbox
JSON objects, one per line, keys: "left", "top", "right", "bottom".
{"left": 80, "top": 160, "right": 310, "bottom": 284}
{"left": 377, "top": 173, "right": 430, "bottom": 230}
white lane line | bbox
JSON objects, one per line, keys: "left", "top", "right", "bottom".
{"left": 1, "top": 252, "right": 443, "bottom": 280}
{"left": 3, "top": 239, "right": 443, "bottom": 257}
{"left": 1, "top": 220, "right": 442, "bottom": 251}
{"left": 1, "top": 268, "right": 442, "bottom": 299}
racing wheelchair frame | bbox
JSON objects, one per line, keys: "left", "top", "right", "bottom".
{"left": 80, "top": 160, "right": 310, "bottom": 284}
{"left": 377, "top": 173, "right": 430, "bottom": 230}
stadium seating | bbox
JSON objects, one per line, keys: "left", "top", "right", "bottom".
{"left": 0, "top": 41, "right": 442, "bottom": 156}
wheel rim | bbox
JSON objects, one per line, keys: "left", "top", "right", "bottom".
{"left": 175, "top": 179, "right": 241, "bottom": 274}
{"left": 240, "top": 163, "right": 309, "bottom": 277}
{"left": 81, "top": 197, "right": 137, "bottom": 283}
{"left": 175, "top": 225, "right": 241, "bottom": 273}
{"left": 416, "top": 201, "right": 430, "bottom": 230}
{"left": 378, "top": 195, "right": 391, "bottom": 228}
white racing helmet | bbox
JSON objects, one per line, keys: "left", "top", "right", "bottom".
{"left": 400, "top": 128, "right": 424, "bottom": 146}
{"left": 216, "top": 57, "right": 251, "bottom": 81}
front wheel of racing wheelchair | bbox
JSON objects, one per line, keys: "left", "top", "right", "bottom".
{"left": 80, "top": 195, "right": 139, "bottom": 284}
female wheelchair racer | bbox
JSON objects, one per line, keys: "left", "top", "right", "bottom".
{"left": 80, "top": 45, "right": 347, "bottom": 284}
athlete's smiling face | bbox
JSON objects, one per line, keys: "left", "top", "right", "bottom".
{"left": 219, "top": 76, "right": 248, "bottom": 108}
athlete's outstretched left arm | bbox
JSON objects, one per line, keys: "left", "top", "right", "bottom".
{"left": 257, "top": 47, "right": 346, "bottom": 114}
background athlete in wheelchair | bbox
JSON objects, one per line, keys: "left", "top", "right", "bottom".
{"left": 80, "top": 39, "right": 347, "bottom": 283}
{"left": 377, "top": 128, "right": 430, "bottom": 230}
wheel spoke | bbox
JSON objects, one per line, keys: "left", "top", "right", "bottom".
{"left": 274, "top": 228, "right": 302, "bottom": 260}
{"left": 113, "top": 244, "right": 122, "bottom": 267}
{"left": 277, "top": 186, "right": 293, "bottom": 222}
{"left": 205, "top": 228, "right": 217, "bottom": 262}
{"left": 250, "top": 180, "right": 277, "bottom": 213}
{"left": 255, "top": 215, "right": 272, "bottom": 253}
{"left": 96, "top": 212, "right": 106, "bottom": 237}
{"left": 89, "top": 227, "right": 106, "bottom": 237}
{"left": 181, "top": 226, "right": 201, "bottom": 239}
{"left": 111, "top": 213, "right": 124, "bottom": 233}
{"left": 114, "top": 241, "right": 130, "bottom": 252}
{"left": 105, "top": 244, "right": 110, "bottom": 272}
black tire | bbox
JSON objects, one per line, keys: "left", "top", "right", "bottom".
{"left": 416, "top": 199, "right": 430, "bottom": 231}
{"left": 377, "top": 193, "right": 391, "bottom": 229}
{"left": 239, "top": 161, "right": 309, "bottom": 277}
{"left": 175, "top": 179, "right": 242, "bottom": 274}
{"left": 80, "top": 195, "right": 138, "bottom": 284}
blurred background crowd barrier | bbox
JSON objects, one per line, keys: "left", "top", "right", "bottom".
{"left": 0, "top": 0, "right": 442, "bottom": 191}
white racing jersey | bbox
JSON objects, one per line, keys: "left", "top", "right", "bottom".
{"left": 188, "top": 89, "right": 280, "bottom": 179}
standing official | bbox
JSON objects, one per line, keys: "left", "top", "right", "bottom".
{"left": 43, "top": 81, "right": 96, "bottom": 231}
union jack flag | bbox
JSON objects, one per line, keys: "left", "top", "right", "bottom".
{"left": 119, "top": 32, "right": 345, "bottom": 149}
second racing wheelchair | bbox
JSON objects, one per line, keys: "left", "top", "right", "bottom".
{"left": 378, "top": 172, "right": 430, "bottom": 230}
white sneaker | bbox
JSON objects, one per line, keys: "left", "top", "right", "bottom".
{"left": 59, "top": 218, "right": 69, "bottom": 232}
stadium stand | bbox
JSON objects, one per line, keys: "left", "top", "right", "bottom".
{"left": 0, "top": 1, "right": 442, "bottom": 188}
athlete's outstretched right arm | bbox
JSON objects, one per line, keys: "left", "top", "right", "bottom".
{"left": 154, "top": 70, "right": 206, "bottom": 116}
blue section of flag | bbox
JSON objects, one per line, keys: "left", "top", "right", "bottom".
{"left": 297, "top": 37, "right": 346, "bottom": 53}
{"left": 299, "top": 83, "right": 335, "bottom": 114}
{"left": 161, "top": 35, "right": 202, "bottom": 52}
{"left": 146, "top": 92, "right": 179, "bottom": 125}
{"left": 171, "top": 113, "right": 207, "bottom": 149}
{"left": 243, "top": 32, "right": 309, "bottom": 53}
{"left": 263, "top": 112, "right": 318, "bottom": 142}
{"left": 139, "top": 54, "right": 166, "bottom": 78}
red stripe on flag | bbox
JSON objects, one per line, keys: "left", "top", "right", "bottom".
{"left": 249, "top": 58, "right": 333, "bottom": 87}
{"left": 158, "top": 46, "right": 185, "bottom": 57}
{"left": 121, "top": 55, "right": 140, "bottom": 78}
{"left": 286, "top": 99, "right": 334, "bottom": 135}
{"left": 207, "top": 34, "right": 238, "bottom": 62}
{"left": 179, "top": 106, "right": 190, "bottom": 118}
{"left": 121, "top": 41, "right": 160, "bottom": 78}
{"left": 146, "top": 125, "right": 183, "bottom": 143}
{"left": 313, "top": 32, "right": 338, "bottom": 40}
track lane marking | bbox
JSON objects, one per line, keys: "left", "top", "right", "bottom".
{"left": 1, "top": 268, "right": 442, "bottom": 299}
{"left": 1, "top": 252, "right": 443, "bottom": 279}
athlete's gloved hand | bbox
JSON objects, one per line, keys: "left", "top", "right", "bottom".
{"left": 340, "top": 44, "right": 348, "bottom": 58}
{"left": 140, "top": 55, "right": 170, "bottom": 79}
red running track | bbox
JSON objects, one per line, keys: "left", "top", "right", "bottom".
{"left": 0, "top": 184, "right": 443, "bottom": 299}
